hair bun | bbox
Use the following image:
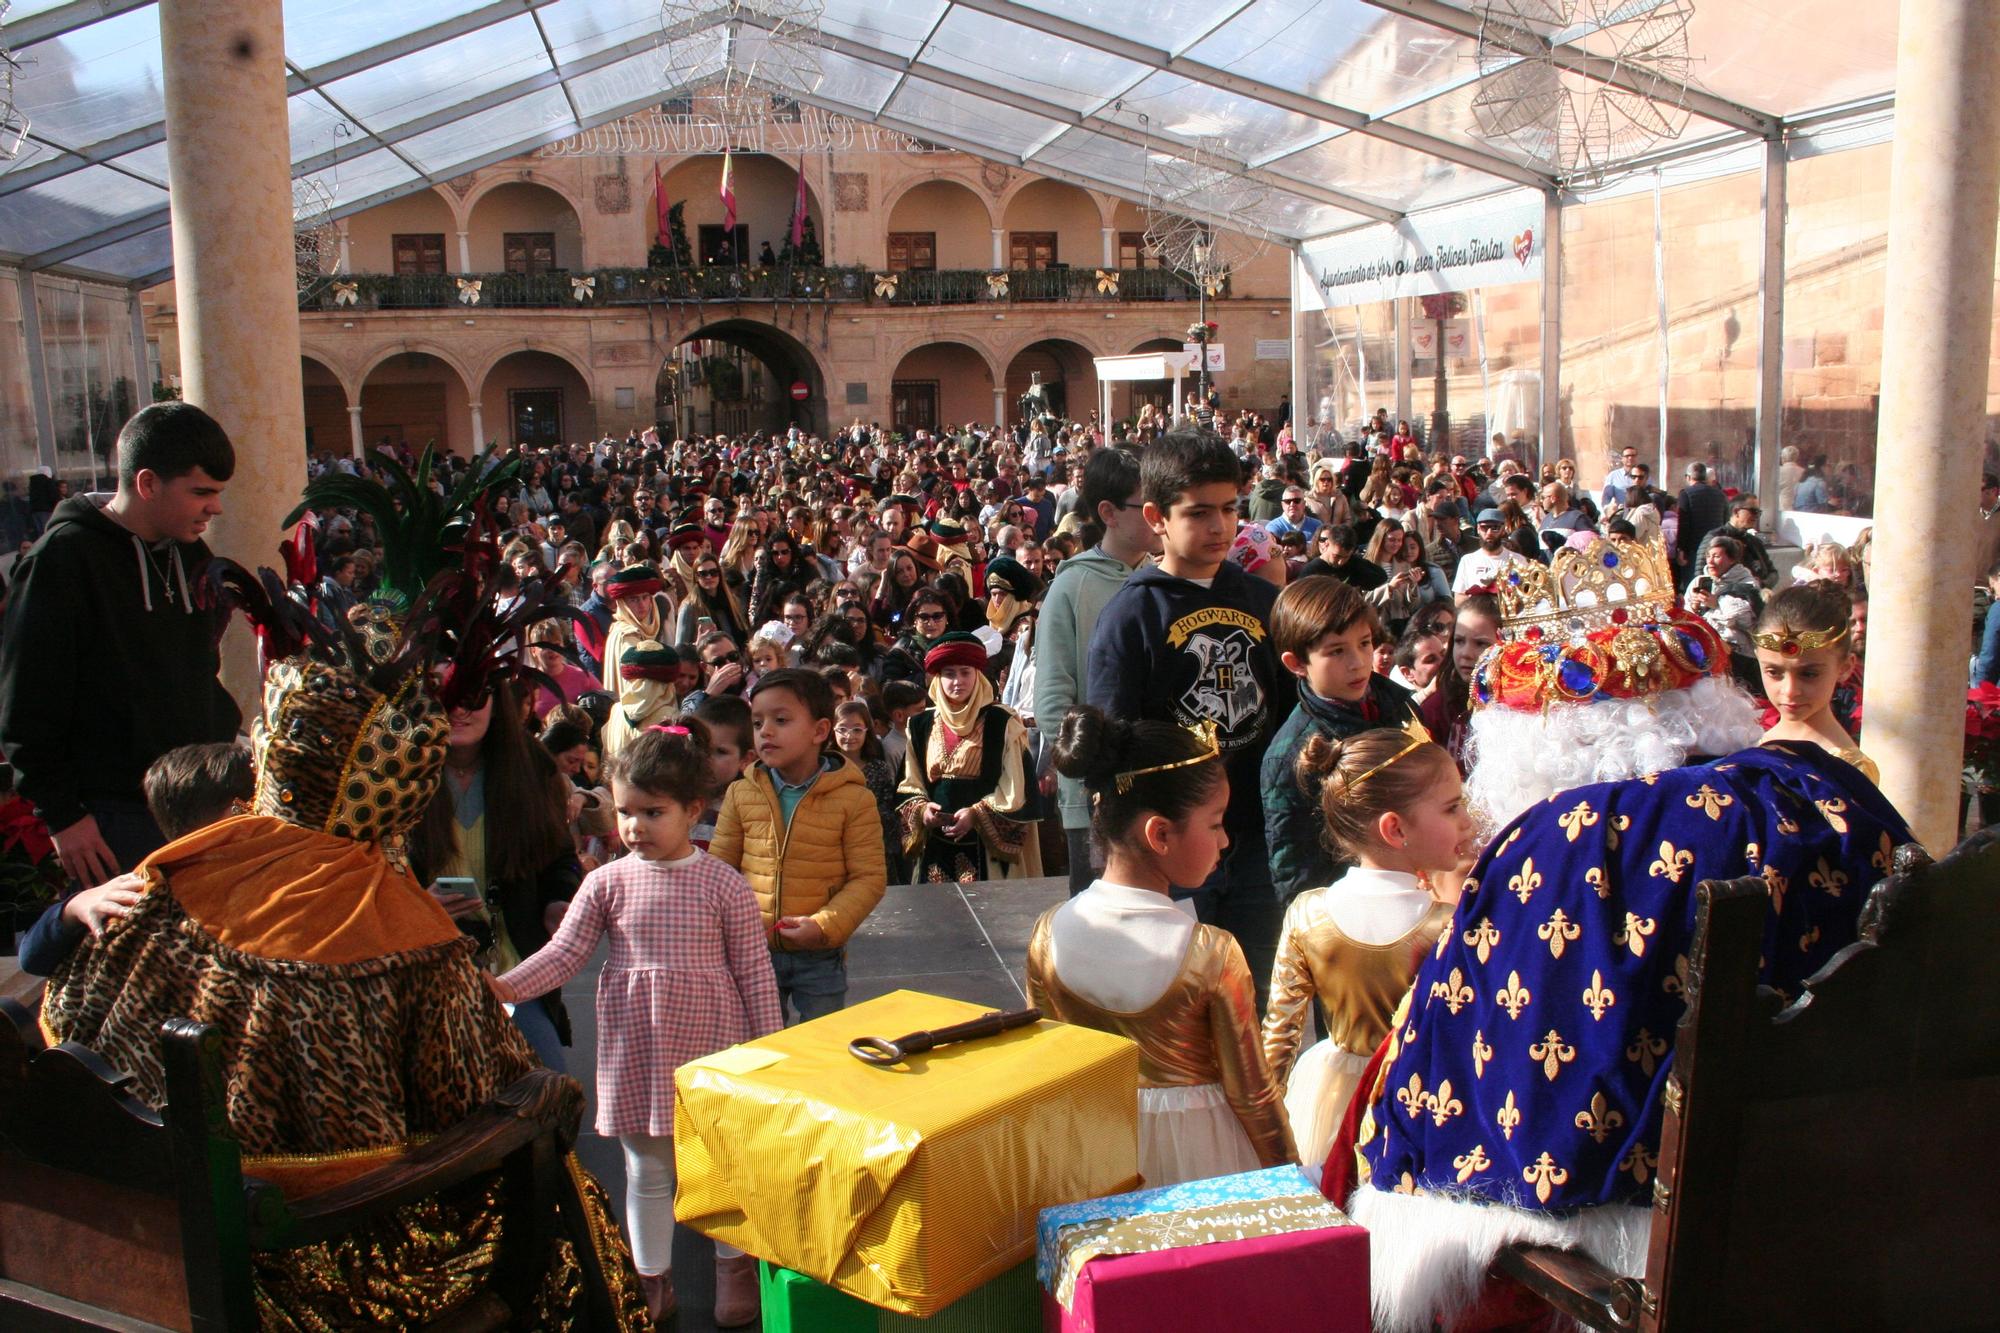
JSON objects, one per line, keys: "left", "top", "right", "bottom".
{"left": 1054, "top": 705, "right": 1138, "bottom": 787}
{"left": 1295, "top": 732, "right": 1349, "bottom": 792}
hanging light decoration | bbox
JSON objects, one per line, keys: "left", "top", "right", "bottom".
{"left": 1470, "top": 0, "right": 1695, "bottom": 185}
{"left": 0, "top": 0, "right": 30, "bottom": 161}
{"left": 659, "top": 0, "right": 827, "bottom": 136}
{"left": 1140, "top": 131, "right": 1269, "bottom": 296}
{"left": 293, "top": 176, "right": 339, "bottom": 301}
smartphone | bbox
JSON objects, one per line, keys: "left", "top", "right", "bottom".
{"left": 431, "top": 875, "right": 477, "bottom": 900}
{"left": 1693, "top": 576, "right": 1715, "bottom": 594}
{"left": 697, "top": 616, "right": 716, "bottom": 636}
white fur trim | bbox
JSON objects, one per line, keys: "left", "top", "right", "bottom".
{"left": 1463, "top": 674, "right": 1765, "bottom": 835}
{"left": 1347, "top": 1185, "right": 1652, "bottom": 1333}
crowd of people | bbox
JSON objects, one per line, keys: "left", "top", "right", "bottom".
{"left": 0, "top": 396, "right": 1941, "bottom": 1332}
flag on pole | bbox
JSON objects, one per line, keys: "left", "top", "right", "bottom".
{"left": 653, "top": 163, "right": 670, "bottom": 250}
{"left": 789, "top": 155, "right": 807, "bottom": 250}
{"left": 719, "top": 151, "right": 737, "bottom": 233}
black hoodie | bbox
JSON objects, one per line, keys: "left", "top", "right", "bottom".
{"left": 1084, "top": 560, "right": 1290, "bottom": 883}
{"left": 0, "top": 494, "right": 240, "bottom": 832}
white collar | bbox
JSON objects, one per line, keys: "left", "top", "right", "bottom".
{"left": 1082, "top": 879, "right": 1199, "bottom": 918}
{"left": 1332, "top": 866, "right": 1429, "bottom": 899}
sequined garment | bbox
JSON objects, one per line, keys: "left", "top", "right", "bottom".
{"left": 1027, "top": 912, "right": 1294, "bottom": 1168}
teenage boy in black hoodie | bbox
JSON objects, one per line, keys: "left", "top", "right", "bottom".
{"left": 0, "top": 402, "right": 241, "bottom": 887}
{"left": 1085, "top": 427, "right": 1288, "bottom": 998}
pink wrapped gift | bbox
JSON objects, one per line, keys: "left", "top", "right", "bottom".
{"left": 1036, "top": 1167, "right": 1368, "bottom": 1333}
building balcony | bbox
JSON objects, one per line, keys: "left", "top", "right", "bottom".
{"left": 298, "top": 265, "right": 1213, "bottom": 313}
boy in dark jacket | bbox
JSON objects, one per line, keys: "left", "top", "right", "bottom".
{"left": 0, "top": 403, "right": 240, "bottom": 886}
{"left": 1086, "top": 428, "right": 1288, "bottom": 996}
{"left": 1260, "top": 576, "right": 1420, "bottom": 903}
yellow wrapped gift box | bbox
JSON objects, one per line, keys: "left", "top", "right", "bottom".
{"left": 674, "top": 989, "right": 1140, "bottom": 1317}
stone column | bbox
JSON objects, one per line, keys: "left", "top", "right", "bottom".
{"left": 456, "top": 229, "right": 473, "bottom": 273}
{"left": 992, "top": 388, "right": 1006, "bottom": 429}
{"left": 991, "top": 229, "right": 1005, "bottom": 270}
{"left": 469, "top": 400, "right": 486, "bottom": 452}
{"left": 1864, "top": 0, "right": 2000, "bottom": 851}
{"left": 1101, "top": 226, "right": 1116, "bottom": 268}
{"left": 336, "top": 222, "right": 352, "bottom": 274}
{"left": 159, "top": 0, "right": 305, "bottom": 705}
{"left": 347, "top": 403, "right": 364, "bottom": 459}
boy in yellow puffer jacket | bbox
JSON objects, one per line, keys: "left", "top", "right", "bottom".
{"left": 711, "top": 668, "right": 888, "bottom": 1022}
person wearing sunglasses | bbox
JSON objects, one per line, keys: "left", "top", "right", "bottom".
{"left": 673, "top": 552, "right": 749, "bottom": 647}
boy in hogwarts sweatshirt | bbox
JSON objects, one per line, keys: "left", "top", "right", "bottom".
{"left": 1085, "top": 427, "right": 1288, "bottom": 998}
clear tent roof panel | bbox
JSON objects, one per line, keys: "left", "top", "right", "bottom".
{"left": 314, "top": 14, "right": 554, "bottom": 132}
{"left": 60, "top": 223, "right": 175, "bottom": 280}
{"left": 0, "top": 163, "right": 168, "bottom": 253}
{"left": 920, "top": 6, "right": 1149, "bottom": 114}
{"left": 1113, "top": 70, "right": 1332, "bottom": 162}
{"left": 279, "top": 0, "right": 498, "bottom": 69}
{"left": 13, "top": 5, "right": 167, "bottom": 148}
{"left": 883, "top": 75, "right": 1065, "bottom": 156}
{"left": 0, "top": 0, "right": 1903, "bottom": 280}
{"left": 1179, "top": 0, "right": 1475, "bottom": 116}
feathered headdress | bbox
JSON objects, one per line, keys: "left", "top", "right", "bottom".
{"left": 282, "top": 444, "right": 520, "bottom": 609}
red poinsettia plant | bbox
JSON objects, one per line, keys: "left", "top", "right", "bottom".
{"left": 0, "top": 794, "right": 65, "bottom": 933}
{"left": 1964, "top": 683, "right": 2000, "bottom": 791}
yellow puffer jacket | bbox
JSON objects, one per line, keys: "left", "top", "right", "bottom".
{"left": 709, "top": 756, "right": 888, "bottom": 949}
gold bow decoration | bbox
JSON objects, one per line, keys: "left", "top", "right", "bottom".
{"left": 985, "top": 271, "right": 1010, "bottom": 298}
{"left": 873, "top": 272, "right": 899, "bottom": 298}
{"left": 456, "top": 278, "right": 482, "bottom": 306}
{"left": 571, "top": 275, "right": 595, "bottom": 302}
{"left": 331, "top": 280, "right": 359, "bottom": 306}
{"left": 1094, "top": 269, "right": 1119, "bottom": 295}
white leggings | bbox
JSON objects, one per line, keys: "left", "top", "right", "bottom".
{"left": 619, "top": 1133, "right": 741, "bottom": 1277}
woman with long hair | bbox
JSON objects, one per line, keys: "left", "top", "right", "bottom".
{"left": 869, "top": 548, "right": 924, "bottom": 633}
{"left": 413, "top": 680, "right": 581, "bottom": 1071}
{"left": 674, "top": 550, "right": 750, "bottom": 646}
{"left": 747, "top": 530, "right": 814, "bottom": 628}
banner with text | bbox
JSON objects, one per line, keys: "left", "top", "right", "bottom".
{"left": 1301, "top": 192, "right": 1544, "bottom": 309}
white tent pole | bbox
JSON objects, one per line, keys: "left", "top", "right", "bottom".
{"left": 1539, "top": 188, "right": 1562, "bottom": 462}
{"left": 1753, "top": 138, "right": 1787, "bottom": 524}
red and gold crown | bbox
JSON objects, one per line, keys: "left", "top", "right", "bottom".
{"left": 1470, "top": 536, "right": 1728, "bottom": 712}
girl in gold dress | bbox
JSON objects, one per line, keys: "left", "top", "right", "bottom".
{"left": 1261, "top": 723, "right": 1475, "bottom": 1166}
{"left": 1754, "top": 581, "right": 1879, "bottom": 782}
{"left": 1026, "top": 706, "right": 1294, "bottom": 1187}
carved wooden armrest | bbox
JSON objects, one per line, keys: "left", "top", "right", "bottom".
{"left": 248, "top": 1068, "right": 582, "bottom": 1250}
{"left": 1493, "top": 1242, "right": 1648, "bottom": 1332}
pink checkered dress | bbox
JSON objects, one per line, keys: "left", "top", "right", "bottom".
{"left": 500, "top": 849, "right": 782, "bottom": 1137}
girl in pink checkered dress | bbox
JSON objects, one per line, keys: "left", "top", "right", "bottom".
{"left": 494, "top": 726, "right": 781, "bottom": 1329}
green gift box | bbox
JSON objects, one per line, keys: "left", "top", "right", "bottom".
{"left": 759, "top": 1259, "right": 1037, "bottom": 1332}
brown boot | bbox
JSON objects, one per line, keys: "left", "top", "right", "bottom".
{"left": 639, "top": 1272, "right": 677, "bottom": 1327}
{"left": 713, "top": 1253, "right": 760, "bottom": 1329}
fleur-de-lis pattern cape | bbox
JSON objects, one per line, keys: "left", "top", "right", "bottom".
{"left": 1357, "top": 741, "right": 1911, "bottom": 1210}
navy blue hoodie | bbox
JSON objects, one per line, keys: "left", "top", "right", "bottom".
{"left": 1085, "top": 560, "right": 1288, "bottom": 882}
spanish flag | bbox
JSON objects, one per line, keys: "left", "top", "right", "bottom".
{"left": 719, "top": 150, "right": 737, "bottom": 233}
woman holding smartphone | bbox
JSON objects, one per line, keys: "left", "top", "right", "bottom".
{"left": 411, "top": 679, "right": 582, "bottom": 1070}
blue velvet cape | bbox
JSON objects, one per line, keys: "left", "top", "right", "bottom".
{"left": 1357, "top": 742, "right": 1912, "bottom": 1210}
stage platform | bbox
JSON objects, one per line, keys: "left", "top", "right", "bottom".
{"left": 567, "top": 874, "right": 1067, "bottom": 1330}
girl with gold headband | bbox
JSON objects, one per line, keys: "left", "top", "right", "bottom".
{"left": 1026, "top": 705, "right": 1294, "bottom": 1187}
{"left": 1754, "top": 581, "right": 1877, "bottom": 781}
{"left": 1261, "top": 722, "right": 1476, "bottom": 1166}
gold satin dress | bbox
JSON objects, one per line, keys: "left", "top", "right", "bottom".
{"left": 1260, "top": 888, "right": 1451, "bottom": 1166}
{"left": 1026, "top": 910, "right": 1294, "bottom": 1186}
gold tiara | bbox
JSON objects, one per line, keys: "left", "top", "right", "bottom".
{"left": 1114, "top": 718, "right": 1222, "bottom": 794}
{"left": 1340, "top": 717, "right": 1434, "bottom": 791}
{"left": 1750, "top": 623, "right": 1848, "bottom": 657}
